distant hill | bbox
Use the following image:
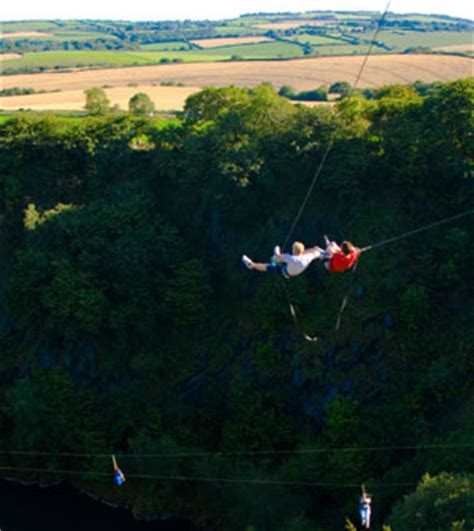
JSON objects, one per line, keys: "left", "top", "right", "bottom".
{"left": 1, "top": 11, "right": 472, "bottom": 75}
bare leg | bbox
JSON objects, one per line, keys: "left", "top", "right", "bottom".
{"left": 251, "top": 262, "right": 271, "bottom": 272}
{"left": 326, "top": 242, "right": 340, "bottom": 253}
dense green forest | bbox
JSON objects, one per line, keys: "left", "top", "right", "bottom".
{"left": 0, "top": 78, "right": 473, "bottom": 529}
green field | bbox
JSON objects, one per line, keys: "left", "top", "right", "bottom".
{"left": 43, "top": 31, "right": 120, "bottom": 41}
{"left": 1, "top": 21, "right": 60, "bottom": 32}
{"left": 185, "top": 41, "right": 305, "bottom": 59}
{"left": 374, "top": 30, "right": 473, "bottom": 51}
{"left": 127, "top": 51, "right": 228, "bottom": 62}
{"left": 2, "top": 42, "right": 307, "bottom": 73}
{"left": 141, "top": 42, "right": 192, "bottom": 51}
{"left": 2, "top": 51, "right": 159, "bottom": 70}
{"left": 309, "top": 44, "right": 386, "bottom": 56}
{"left": 2, "top": 30, "right": 119, "bottom": 42}
{"left": 213, "top": 25, "right": 265, "bottom": 37}
{"left": 2, "top": 50, "right": 232, "bottom": 72}
{"left": 293, "top": 34, "right": 347, "bottom": 45}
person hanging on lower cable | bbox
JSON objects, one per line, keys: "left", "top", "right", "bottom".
{"left": 359, "top": 484, "right": 372, "bottom": 529}
{"left": 242, "top": 241, "right": 322, "bottom": 278}
{"left": 320, "top": 236, "right": 360, "bottom": 272}
{"left": 112, "top": 454, "right": 126, "bottom": 486}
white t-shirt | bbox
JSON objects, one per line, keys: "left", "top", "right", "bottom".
{"left": 282, "top": 251, "right": 319, "bottom": 276}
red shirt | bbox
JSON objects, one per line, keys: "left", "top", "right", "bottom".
{"left": 329, "top": 249, "right": 360, "bottom": 272}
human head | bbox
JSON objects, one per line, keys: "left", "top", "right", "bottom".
{"left": 292, "top": 241, "right": 305, "bottom": 255}
{"left": 341, "top": 241, "right": 355, "bottom": 256}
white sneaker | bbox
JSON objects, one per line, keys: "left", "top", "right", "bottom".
{"left": 241, "top": 255, "right": 253, "bottom": 269}
{"left": 271, "top": 245, "right": 281, "bottom": 263}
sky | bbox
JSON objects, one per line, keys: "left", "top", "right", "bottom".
{"left": 1, "top": 0, "right": 472, "bottom": 22}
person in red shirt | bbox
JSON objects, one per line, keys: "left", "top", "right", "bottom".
{"left": 321, "top": 236, "right": 360, "bottom": 272}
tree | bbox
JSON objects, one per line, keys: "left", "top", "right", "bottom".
{"left": 329, "top": 81, "right": 352, "bottom": 98}
{"left": 128, "top": 92, "right": 155, "bottom": 115}
{"left": 388, "top": 473, "right": 474, "bottom": 530}
{"left": 84, "top": 87, "right": 111, "bottom": 115}
{"left": 278, "top": 85, "right": 296, "bottom": 99}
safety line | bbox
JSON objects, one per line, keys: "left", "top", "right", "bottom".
{"left": 0, "top": 466, "right": 419, "bottom": 488}
{"left": 1, "top": 443, "right": 472, "bottom": 459}
{"left": 361, "top": 208, "right": 474, "bottom": 253}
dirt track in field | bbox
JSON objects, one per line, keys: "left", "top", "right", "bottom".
{"left": 1, "top": 55, "right": 472, "bottom": 111}
{"left": 0, "top": 85, "right": 201, "bottom": 111}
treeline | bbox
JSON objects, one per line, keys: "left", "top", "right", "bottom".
{"left": 0, "top": 79, "right": 473, "bottom": 529}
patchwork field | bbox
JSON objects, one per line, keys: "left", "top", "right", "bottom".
{"left": 1, "top": 55, "right": 472, "bottom": 103}
{"left": 0, "top": 54, "right": 22, "bottom": 61}
{"left": 191, "top": 37, "right": 273, "bottom": 48}
{"left": 373, "top": 30, "right": 473, "bottom": 51}
{"left": 1, "top": 31, "right": 51, "bottom": 39}
{"left": 0, "top": 85, "right": 201, "bottom": 111}
{"left": 434, "top": 44, "right": 473, "bottom": 53}
{"left": 254, "top": 20, "right": 333, "bottom": 29}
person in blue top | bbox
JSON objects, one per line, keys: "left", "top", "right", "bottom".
{"left": 112, "top": 455, "right": 126, "bottom": 486}
{"left": 359, "top": 484, "right": 372, "bottom": 529}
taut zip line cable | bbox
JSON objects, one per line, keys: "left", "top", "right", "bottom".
{"left": 1, "top": 442, "right": 472, "bottom": 459}
{"left": 0, "top": 465, "right": 421, "bottom": 488}
{"left": 359, "top": 208, "right": 474, "bottom": 254}
{"left": 332, "top": 208, "right": 474, "bottom": 330}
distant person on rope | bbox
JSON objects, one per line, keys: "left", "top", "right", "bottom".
{"left": 359, "top": 484, "right": 372, "bottom": 529}
{"left": 112, "top": 455, "right": 126, "bottom": 486}
{"left": 242, "top": 242, "right": 321, "bottom": 278}
{"left": 320, "top": 236, "right": 360, "bottom": 272}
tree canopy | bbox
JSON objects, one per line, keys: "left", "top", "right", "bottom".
{"left": 0, "top": 79, "right": 473, "bottom": 529}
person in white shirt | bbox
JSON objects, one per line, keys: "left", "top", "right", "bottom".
{"left": 359, "top": 485, "right": 372, "bottom": 529}
{"left": 242, "top": 241, "right": 322, "bottom": 278}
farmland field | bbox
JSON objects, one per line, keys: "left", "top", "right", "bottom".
{"left": 1, "top": 50, "right": 230, "bottom": 72}
{"left": 2, "top": 43, "right": 311, "bottom": 73}
{"left": 0, "top": 54, "right": 22, "bottom": 61}
{"left": 293, "top": 34, "right": 349, "bottom": 45}
{"left": 253, "top": 21, "right": 333, "bottom": 29}
{"left": 141, "top": 42, "right": 193, "bottom": 51}
{"left": 434, "top": 44, "right": 473, "bottom": 53}
{"left": 2, "top": 55, "right": 471, "bottom": 98}
{"left": 373, "top": 30, "right": 473, "bottom": 51}
{"left": 184, "top": 41, "right": 304, "bottom": 58}
{"left": 191, "top": 37, "right": 273, "bottom": 48}
{"left": 310, "top": 44, "right": 386, "bottom": 56}
{"left": 212, "top": 25, "right": 265, "bottom": 37}
{"left": 1, "top": 31, "right": 52, "bottom": 39}
{"left": 0, "top": 84, "right": 201, "bottom": 111}
{"left": 1, "top": 21, "right": 60, "bottom": 31}
{"left": 2, "top": 13, "right": 471, "bottom": 74}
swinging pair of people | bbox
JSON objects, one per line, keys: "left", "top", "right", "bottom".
{"left": 242, "top": 236, "right": 360, "bottom": 278}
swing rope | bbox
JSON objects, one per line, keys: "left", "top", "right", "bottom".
{"left": 279, "top": 1, "right": 392, "bottom": 339}
{"left": 282, "top": 0, "right": 392, "bottom": 249}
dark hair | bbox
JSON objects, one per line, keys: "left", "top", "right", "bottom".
{"left": 341, "top": 241, "right": 354, "bottom": 256}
